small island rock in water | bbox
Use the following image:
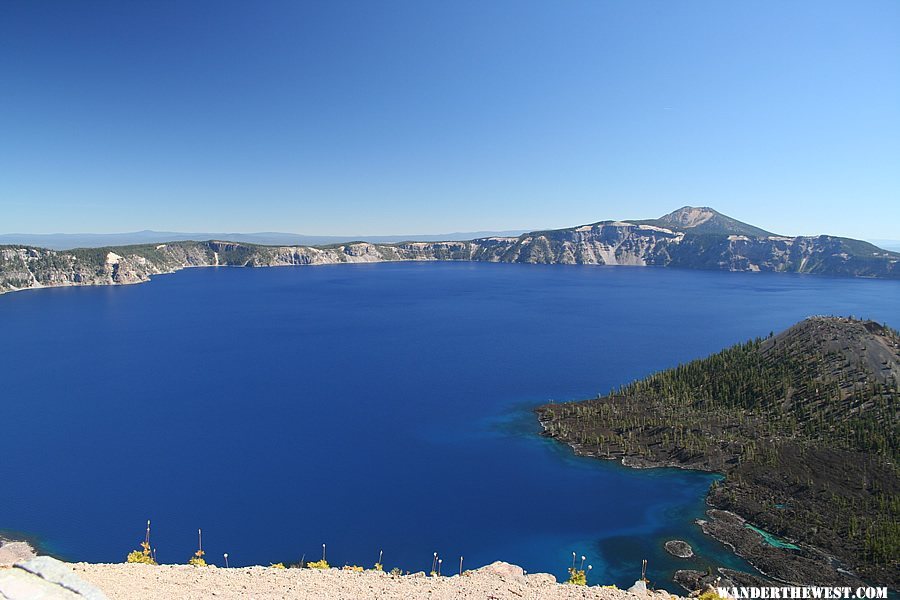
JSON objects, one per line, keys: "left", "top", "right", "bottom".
{"left": 664, "top": 540, "right": 694, "bottom": 559}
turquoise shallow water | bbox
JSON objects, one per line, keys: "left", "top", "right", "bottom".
{"left": 745, "top": 525, "right": 800, "bottom": 550}
{"left": 1, "top": 263, "right": 898, "bottom": 590}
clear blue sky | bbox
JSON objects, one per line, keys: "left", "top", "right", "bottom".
{"left": 1, "top": 1, "right": 898, "bottom": 238}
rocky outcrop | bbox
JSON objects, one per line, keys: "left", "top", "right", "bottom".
{"left": 0, "top": 556, "right": 108, "bottom": 600}
{"left": 0, "top": 540, "right": 35, "bottom": 567}
{"left": 696, "top": 510, "right": 858, "bottom": 587}
{"left": 664, "top": 540, "right": 693, "bottom": 559}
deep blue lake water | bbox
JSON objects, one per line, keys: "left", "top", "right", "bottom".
{"left": 2, "top": 263, "right": 898, "bottom": 589}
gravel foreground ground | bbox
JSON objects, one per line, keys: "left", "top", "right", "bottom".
{"left": 72, "top": 562, "right": 682, "bottom": 600}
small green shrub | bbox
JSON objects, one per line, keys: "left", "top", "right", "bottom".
{"left": 373, "top": 549, "right": 383, "bottom": 571}
{"left": 269, "top": 562, "right": 286, "bottom": 569}
{"left": 126, "top": 549, "right": 156, "bottom": 565}
{"left": 126, "top": 520, "right": 157, "bottom": 565}
{"left": 188, "top": 528, "right": 206, "bottom": 567}
{"left": 306, "top": 559, "right": 330, "bottom": 569}
{"left": 567, "top": 567, "right": 587, "bottom": 585}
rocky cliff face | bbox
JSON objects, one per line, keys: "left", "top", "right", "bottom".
{"left": 2, "top": 212, "right": 898, "bottom": 295}
{"left": 0, "top": 243, "right": 217, "bottom": 293}
{"left": 477, "top": 223, "right": 681, "bottom": 265}
{"left": 491, "top": 223, "right": 899, "bottom": 278}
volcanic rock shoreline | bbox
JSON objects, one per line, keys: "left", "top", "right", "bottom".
{"left": 536, "top": 419, "right": 871, "bottom": 592}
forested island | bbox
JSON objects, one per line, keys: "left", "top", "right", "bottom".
{"left": 537, "top": 317, "right": 899, "bottom": 589}
{"left": 1, "top": 207, "right": 898, "bottom": 295}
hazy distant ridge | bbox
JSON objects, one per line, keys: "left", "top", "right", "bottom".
{"left": 0, "top": 229, "right": 530, "bottom": 250}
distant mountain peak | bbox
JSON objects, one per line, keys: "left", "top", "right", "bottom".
{"left": 645, "top": 206, "right": 776, "bottom": 237}
{"left": 658, "top": 206, "right": 720, "bottom": 228}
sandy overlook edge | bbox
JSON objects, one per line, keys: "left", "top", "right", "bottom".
{"left": 1, "top": 555, "right": 684, "bottom": 600}
{"left": 72, "top": 561, "right": 680, "bottom": 600}
{"left": 1, "top": 540, "right": 685, "bottom": 600}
